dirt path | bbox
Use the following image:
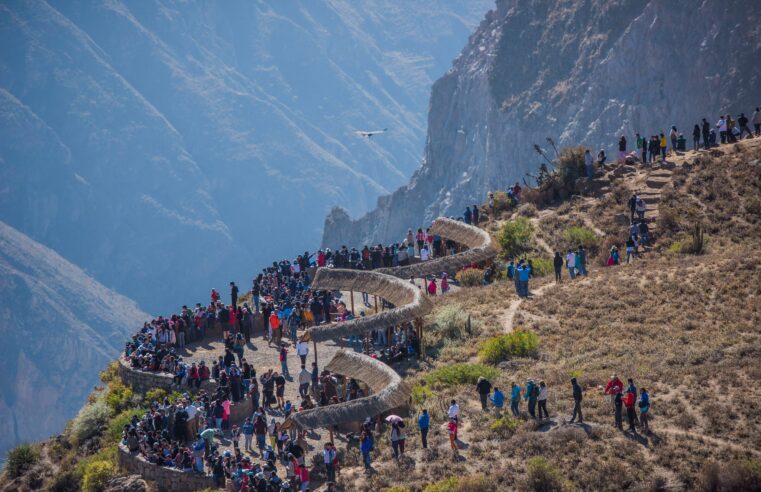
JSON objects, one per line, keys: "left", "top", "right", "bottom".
{"left": 498, "top": 282, "right": 554, "bottom": 333}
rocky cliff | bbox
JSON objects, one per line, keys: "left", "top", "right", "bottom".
{"left": 0, "top": 221, "right": 147, "bottom": 459}
{"left": 322, "top": 0, "right": 761, "bottom": 247}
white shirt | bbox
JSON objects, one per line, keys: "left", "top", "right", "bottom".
{"left": 186, "top": 404, "right": 197, "bottom": 419}
{"left": 297, "top": 341, "right": 309, "bottom": 356}
{"left": 447, "top": 403, "right": 460, "bottom": 419}
{"left": 717, "top": 118, "right": 727, "bottom": 131}
{"left": 420, "top": 248, "right": 430, "bottom": 261}
{"left": 538, "top": 387, "right": 548, "bottom": 401}
{"left": 566, "top": 253, "right": 575, "bottom": 267}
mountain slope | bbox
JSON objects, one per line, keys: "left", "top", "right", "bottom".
{"left": 322, "top": 0, "right": 761, "bottom": 247}
{"left": 0, "top": 221, "right": 148, "bottom": 459}
{"left": 0, "top": 0, "right": 491, "bottom": 313}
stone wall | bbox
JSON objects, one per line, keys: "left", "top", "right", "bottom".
{"left": 117, "top": 444, "right": 215, "bottom": 492}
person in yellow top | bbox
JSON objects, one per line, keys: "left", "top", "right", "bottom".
{"left": 659, "top": 133, "right": 667, "bottom": 161}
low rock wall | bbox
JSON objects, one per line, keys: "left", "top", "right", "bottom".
{"left": 117, "top": 444, "right": 215, "bottom": 492}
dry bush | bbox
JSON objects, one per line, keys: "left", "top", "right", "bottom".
{"left": 455, "top": 268, "right": 484, "bottom": 287}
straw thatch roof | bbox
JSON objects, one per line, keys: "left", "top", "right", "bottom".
{"left": 282, "top": 349, "right": 410, "bottom": 430}
{"left": 305, "top": 268, "right": 432, "bottom": 343}
{"left": 377, "top": 217, "right": 497, "bottom": 279}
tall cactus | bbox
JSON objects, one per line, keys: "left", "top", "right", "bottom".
{"left": 691, "top": 222, "right": 705, "bottom": 254}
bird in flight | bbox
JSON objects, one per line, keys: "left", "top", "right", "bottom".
{"left": 355, "top": 128, "right": 388, "bottom": 138}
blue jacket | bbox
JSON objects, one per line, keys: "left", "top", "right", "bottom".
{"left": 490, "top": 389, "right": 505, "bottom": 408}
{"left": 517, "top": 266, "right": 530, "bottom": 281}
{"left": 242, "top": 422, "right": 254, "bottom": 435}
{"left": 639, "top": 391, "right": 650, "bottom": 412}
{"left": 511, "top": 385, "right": 521, "bottom": 401}
{"left": 525, "top": 381, "right": 536, "bottom": 400}
{"left": 360, "top": 436, "right": 373, "bottom": 454}
{"left": 418, "top": 412, "right": 430, "bottom": 429}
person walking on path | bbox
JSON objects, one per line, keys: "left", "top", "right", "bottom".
{"left": 298, "top": 365, "right": 310, "bottom": 398}
{"left": 447, "top": 400, "right": 460, "bottom": 440}
{"left": 476, "top": 376, "right": 492, "bottom": 411}
{"left": 418, "top": 410, "right": 430, "bottom": 449}
{"left": 447, "top": 418, "right": 458, "bottom": 454}
{"left": 517, "top": 261, "right": 530, "bottom": 297}
{"left": 578, "top": 245, "right": 588, "bottom": 276}
{"left": 296, "top": 337, "right": 309, "bottom": 365}
{"left": 717, "top": 115, "right": 727, "bottom": 144}
{"left": 490, "top": 386, "right": 505, "bottom": 413}
{"left": 618, "top": 135, "right": 627, "bottom": 161}
{"left": 738, "top": 113, "right": 753, "bottom": 139}
{"left": 624, "top": 389, "right": 637, "bottom": 433}
{"left": 614, "top": 391, "right": 623, "bottom": 430}
{"left": 584, "top": 149, "right": 594, "bottom": 178}
{"left": 702, "top": 118, "right": 711, "bottom": 149}
{"left": 553, "top": 252, "right": 563, "bottom": 283}
{"left": 566, "top": 250, "right": 577, "bottom": 279}
{"left": 604, "top": 374, "right": 624, "bottom": 413}
{"left": 230, "top": 281, "right": 239, "bottom": 308}
{"left": 279, "top": 343, "right": 290, "bottom": 378}
{"left": 659, "top": 133, "right": 667, "bottom": 161}
{"left": 360, "top": 431, "right": 373, "bottom": 473}
{"left": 510, "top": 382, "right": 521, "bottom": 417}
{"left": 323, "top": 442, "right": 337, "bottom": 483}
{"left": 537, "top": 381, "right": 549, "bottom": 419}
{"left": 692, "top": 124, "right": 701, "bottom": 151}
{"left": 569, "top": 377, "right": 584, "bottom": 423}
{"left": 636, "top": 133, "right": 647, "bottom": 163}
{"left": 389, "top": 421, "right": 406, "bottom": 459}
{"left": 753, "top": 107, "right": 761, "bottom": 136}
{"left": 525, "top": 379, "right": 538, "bottom": 419}
{"left": 639, "top": 388, "right": 650, "bottom": 433}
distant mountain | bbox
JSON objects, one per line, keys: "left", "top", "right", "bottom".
{"left": 323, "top": 0, "right": 761, "bottom": 247}
{"left": 0, "top": 220, "right": 147, "bottom": 459}
{"left": 0, "top": 0, "right": 491, "bottom": 313}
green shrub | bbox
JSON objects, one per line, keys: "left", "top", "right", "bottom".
{"left": 490, "top": 416, "right": 521, "bottom": 438}
{"left": 425, "top": 363, "right": 499, "bottom": 388}
{"left": 107, "top": 408, "right": 145, "bottom": 443}
{"left": 71, "top": 398, "right": 112, "bottom": 443}
{"left": 105, "top": 380, "right": 134, "bottom": 412}
{"left": 99, "top": 361, "right": 120, "bottom": 384}
{"left": 455, "top": 268, "right": 484, "bottom": 287}
{"left": 411, "top": 384, "right": 433, "bottom": 407}
{"left": 479, "top": 330, "right": 539, "bottom": 364}
{"left": 528, "top": 257, "right": 553, "bottom": 277}
{"left": 424, "top": 476, "right": 492, "bottom": 492}
{"left": 491, "top": 191, "right": 513, "bottom": 213}
{"left": 525, "top": 456, "right": 564, "bottom": 492}
{"left": 4, "top": 443, "right": 40, "bottom": 478}
{"left": 498, "top": 218, "right": 533, "bottom": 257}
{"left": 555, "top": 146, "right": 586, "bottom": 187}
{"left": 562, "top": 226, "right": 598, "bottom": 249}
{"left": 81, "top": 460, "right": 115, "bottom": 492}
{"left": 144, "top": 388, "right": 168, "bottom": 403}
{"left": 75, "top": 446, "right": 118, "bottom": 479}
{"left": 433, "top": 304, "right": 476, "bottom": 338}
{"left": 667, "top": 240, "right": 683, "bottom": 255}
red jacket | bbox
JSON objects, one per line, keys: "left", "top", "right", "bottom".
{"left": 605, "top": 377, "right": 623, "bottom": 395}
{"left": 623, "top": 391, "right": 636, "bottom": 408}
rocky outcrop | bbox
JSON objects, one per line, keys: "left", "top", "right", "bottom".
{"left": 323, "top": 0, "right": 761, "bottom": 247}
{"left": 104, "top": 475, "right": 149, "bottom": 492}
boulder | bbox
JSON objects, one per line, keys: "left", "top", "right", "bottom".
{"left": 104, "top": 475, "right": 150, "bottom": 492}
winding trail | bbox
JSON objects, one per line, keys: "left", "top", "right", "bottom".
{"left": 498, "top": 282, "right": 554, "bottom": 333}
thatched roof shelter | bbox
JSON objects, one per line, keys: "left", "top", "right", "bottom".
{"left": 282, "top": 349, "right": 410, "bottom": 430}
{"left": 377, "top": 217, "right": 498, "bottom": 279}
{"left": 305, "top": 268, "right": 432, "bottom": 343}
